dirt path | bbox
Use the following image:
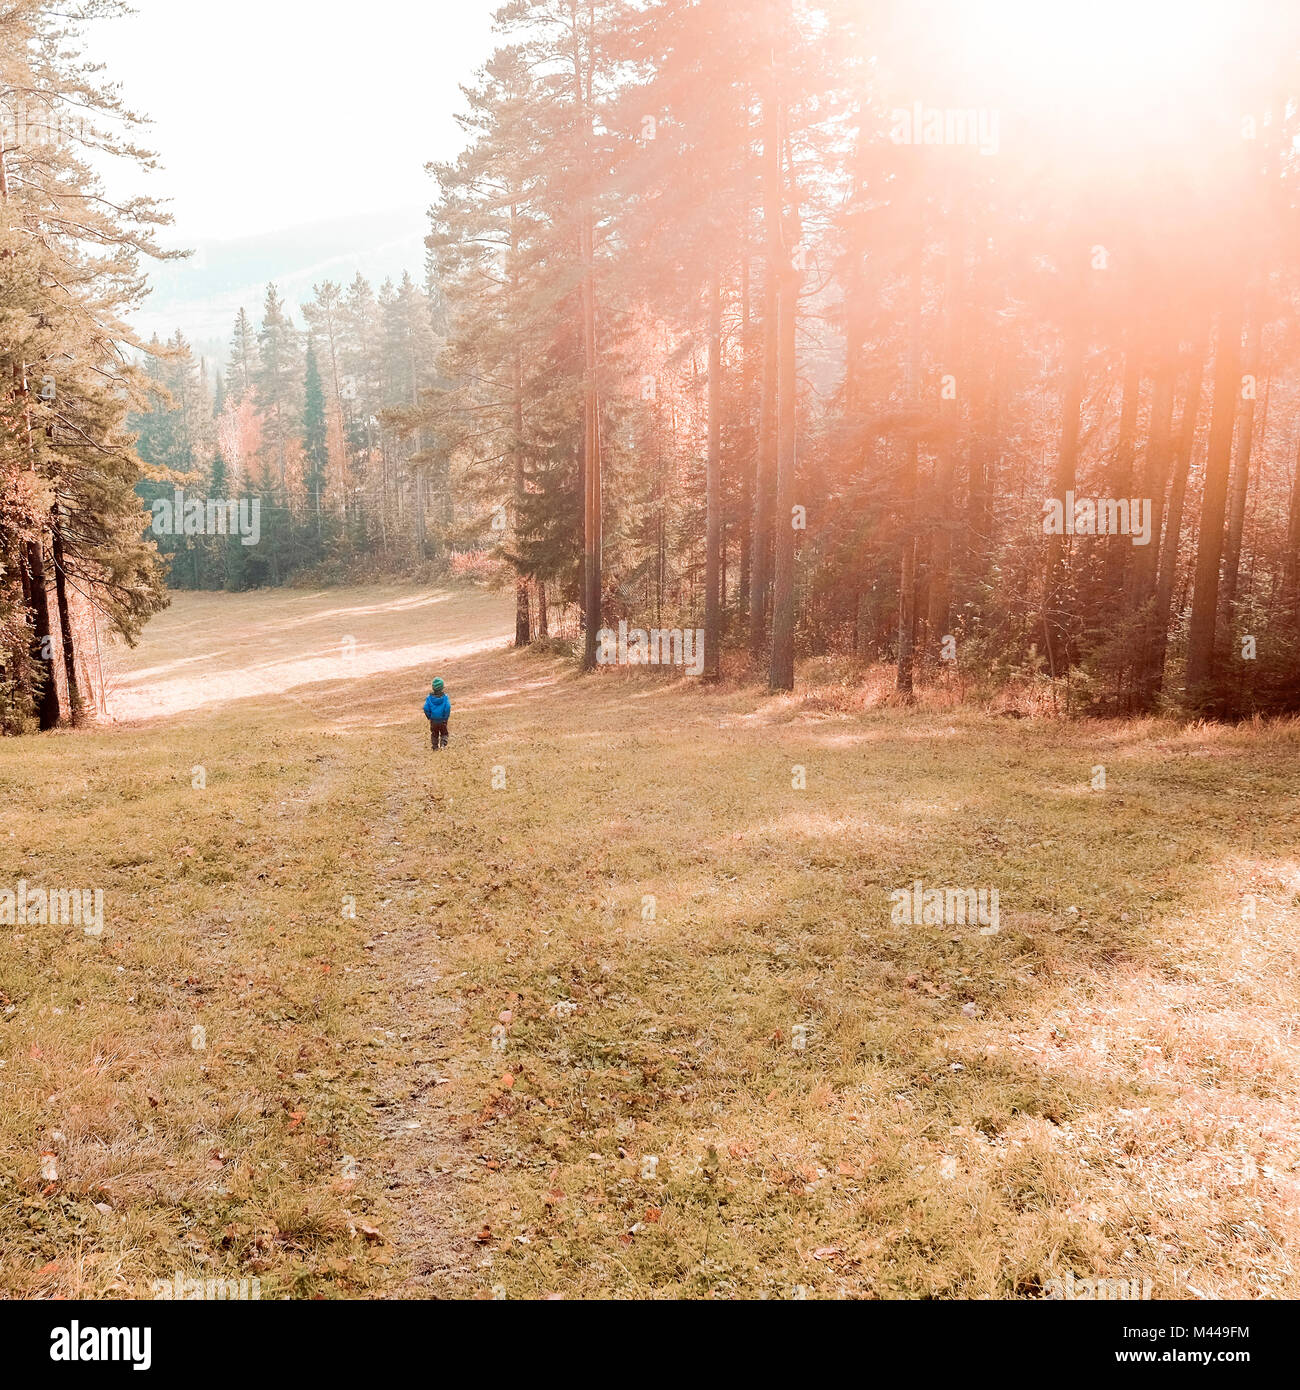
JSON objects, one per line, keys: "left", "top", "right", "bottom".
{"left": 109, "top": 582, "right": 518, "bottom": 1296}
{"left": 359, "top": 770, "right": 480, "bottom": 1293}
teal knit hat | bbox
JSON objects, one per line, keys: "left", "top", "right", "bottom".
{"left": 432, "top": 678, "right": 444, "bottom": 693}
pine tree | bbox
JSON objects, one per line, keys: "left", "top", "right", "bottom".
{"left": 302, "top": 340, "right": 328, "bottom": 547}
{"left": 254, "top": 284, "right": 301, "bottom": 495}
{"left": 1, "top": 0, "right": 170, "bottom": 728}
{"left": 227, "top": 308, "right": 259, "bottom": 405}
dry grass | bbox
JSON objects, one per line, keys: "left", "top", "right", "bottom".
{"left": 1, "top": 585, "right": 1297, "bottom": 1299}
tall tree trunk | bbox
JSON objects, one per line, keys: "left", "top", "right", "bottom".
{"left": 1131, "top": 356, "right": 1175, "bottom": 604}
{"left": 1185, "top": 297, "right": 1243, "bottom": 709}
{"left": 768, "top": 95, "right": 799, "bottom": 694}
{"left": 896, "top": 240, "right": 923, "bottom": 698}
{"left": 513, "top": 573, "right": 531, "bottom": 651}
{"left": 704, "top": 270, "right": 722, "bottom": 680}
{"left": 1218, "top": 302, "right": 1260, "bottom": 624}
{"left": 579, "top": 231, "right": 600, "bottom": 666}
{"left": 413, "top": 470, "right": 427, "bottom": 559}
{"left": 1043, "top": 260, "right": 1087, "bottom": 678}
{"left": 1283, "top": 430, "right": 1300, "bottom": 612}
{"left": 748, "top": 76, "right": 781, "bottom": 664}
{"left": 926, "top": 194, "right": 962, "bottom": 647}
{"left": 737, "top": 200, "right": 753, "bottom": 624}
{"left": 571, "top": 3, "right": 601, "bottom": 671}
{"left": 509, "top": 198, "right": 531, "bottom": 648}
{"left": 1128, "top": 351, "right": 1176, "bottom": 710}
{"left": 407, "top": 336, "right": 426, "bottom": 562}
{"left": 1146, "top": 335, "right": 1207, "bottom": 701}
{"left": 768, "top": 261, "right": 797, "bottom": 691}
{"left": 1105, "top": 342, "right": 1142, "bottom": 609}
{"left": 854, "top": 589, "right": 872, "bottom": 660}
{"left": 2, "top": 143, "right": 59, "bottom": 729}
{"left": 513, "top": 336, "right": 531, "bottom": 648}
{"left": 842, "top": 160, "right": 867, "bottom": 416}
{"left": 24, "top": 539, "right": 61, "bottom": 730}
{"left": 50, "top": 503, "right": 83, "bottom": 724}
{"left": 965, "top": 322, "right": 1000, "bottom": 585}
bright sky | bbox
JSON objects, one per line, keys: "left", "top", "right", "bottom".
{"left": 86, "top": 0, "right": 499, "bottom": 246}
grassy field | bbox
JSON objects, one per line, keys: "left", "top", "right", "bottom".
{"left": 2, "top": 584, "right": 1298, "bottom": 1300}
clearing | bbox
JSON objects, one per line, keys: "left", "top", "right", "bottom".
{"left": 1, "top": 584, "right": 1298, "bottom": 1299}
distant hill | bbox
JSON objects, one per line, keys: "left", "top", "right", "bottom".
{"left": 134, "top": 205, "right": 429, "bottom": 362}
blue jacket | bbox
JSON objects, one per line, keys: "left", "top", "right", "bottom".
{"left": 423, "top": 693, "right": 451, "bottom": 723}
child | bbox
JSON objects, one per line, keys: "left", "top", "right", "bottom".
{"left": 422, "top": 677, "right": 451, "bottom": 750}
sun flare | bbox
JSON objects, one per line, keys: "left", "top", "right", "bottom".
{"left": 916, "top": 0, "right": 1260, "bottom": 151}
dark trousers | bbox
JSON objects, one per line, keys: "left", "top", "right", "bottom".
{"left": 429, "top": 720, "right": 449, "bottom": 749}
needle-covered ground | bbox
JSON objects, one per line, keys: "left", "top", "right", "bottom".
{"left": 1, "top": 584, "right": 1297, "bottom": 1299}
